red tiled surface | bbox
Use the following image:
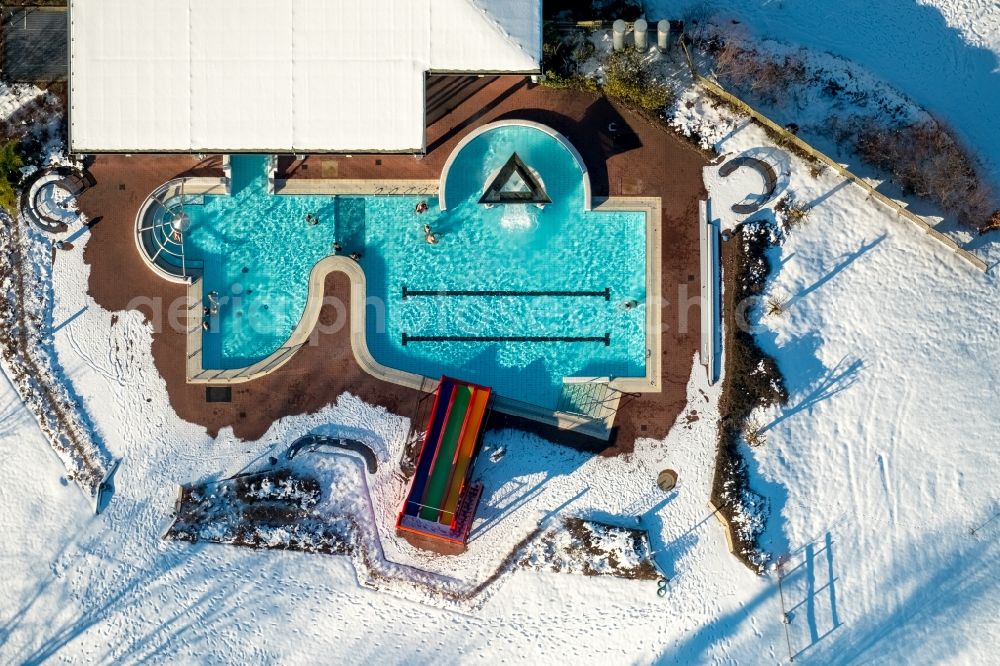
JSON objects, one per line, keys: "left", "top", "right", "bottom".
{"left": 78, "top": 77, "right": 708, "bottom": 451}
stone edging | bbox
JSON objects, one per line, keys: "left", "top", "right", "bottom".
{"left": 186, "top": 255, "right": 435, "bottom": 391}
{"left": 696, "top": 76, "right": 989, "bottom": 273}
{"left": 707, "top": 498, "right": 736, "bottom": 555}
{"left": 275, "top": 178, "right": 439, "bottom": 196}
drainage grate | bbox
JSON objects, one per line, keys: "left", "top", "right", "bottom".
{"left": 206, "top": 386, "right": 232, "bottom": 403}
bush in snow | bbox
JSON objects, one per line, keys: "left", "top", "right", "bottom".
{"left": 602, "top": 49, "right": 675, "bottom": 112}
{"left": 775, "top": 195, "right": 811, "bottom": 231}
{"left": 519, "top": 517, "right": 661, "bottom": 580}
{"left": 855, "top": 119, "right": 996, "bottom": 229}
{"left": 0, "top": 139, "right": 23, "bottom": 213}
{"left": 713, "top": 218, "right": 788, "bottom": 572}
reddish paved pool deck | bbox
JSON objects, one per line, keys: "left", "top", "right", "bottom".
{"left": 78, "top": 76, "right": 708, "bottom": 453}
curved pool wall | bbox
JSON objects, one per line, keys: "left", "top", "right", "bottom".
{"left": 134, "top": 160, "right": 230, "bottom": 284}
{"left": 140, "top": 123, "right": 656, "bottom": 414}
{"left": 439, "top": 120, "right": 591, "bottom": 212}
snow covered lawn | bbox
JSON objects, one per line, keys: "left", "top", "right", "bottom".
{"left": 701, "top": 101, "right": 1000, "bottom": 662}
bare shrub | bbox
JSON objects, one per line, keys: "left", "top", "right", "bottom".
{"left": 714, "top": 40, "right": 806, "bottom": 106}
{"left": 775, "top": 196, "right": 810, "bottom": 230}
{"left": 855, "top": 119, "right": 995, "bottom": 229}
{"left": 980, "top": 210, "right": 1000, "bottom": 236}
{"left": 765, "top": 296, "right": 785, "bottom": 317}
{"left": 743, "top": 419, "right": 767, "bottom": 447}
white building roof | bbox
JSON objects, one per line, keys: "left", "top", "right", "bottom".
{"left": 68, "top": 0, "right": 541, "bottom": 153}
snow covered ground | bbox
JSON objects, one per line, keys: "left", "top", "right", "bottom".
{"left": 645, "top": 0, "right": 1000, "bottom": 191}
{"left": 4, "top": 127, "right": 996, "bottom": 658}
{"left": 1, "top": 239, "right": 777, "bottom": 661}
{"left": 3, "top": 6, "right": 1000, "bottom": 657}
{"left": 698, "top": 95, "right": 1000, "bottom": 662}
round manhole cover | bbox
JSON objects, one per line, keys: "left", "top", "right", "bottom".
{"left": 657, "top": 469, "right": 678, "bottom": 492}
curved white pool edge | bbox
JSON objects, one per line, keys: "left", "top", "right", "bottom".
{"left": 185, "top": 255, "right": 435, "bottom": 392}
{"left": 438, "top": 119, "right": 592, "bottom": 212}
{"left": 185, "top": 194, "right": 663, "bottom": 440}
{"left": 184, "top": 254, "right": 624, "bottom": 440}
{"left": 134, "top": 175, "right": 229, "bottom": 285}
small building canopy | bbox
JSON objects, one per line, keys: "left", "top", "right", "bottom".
{"left": 68, "top": 0, "right": 541, "bottom": 153}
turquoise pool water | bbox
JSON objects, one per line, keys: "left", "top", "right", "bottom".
{"left": 172, "top": 125, "right": 647, "bottom": 408}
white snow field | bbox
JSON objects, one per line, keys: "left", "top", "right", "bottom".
{"left": 1, "top": 258, "right": 775, "bottom": 663}
{"left": 646, "top": 0, "right": 1000, "bottom": 191}
{"left": 697, "top": 99, "right": 1000, "bottom": 662}
{"left": 3, "top": 105, "right": 998, "bottom": 661}
{"left": 2, "top": 3, "right": 1000, "bottom": 659}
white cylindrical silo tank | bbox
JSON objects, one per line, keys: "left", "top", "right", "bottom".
{"left": 657, "top": 20, "right": 669, "bottom": 51}
{"left": 612, "top": 19, "right": 626, "bottom": 51}
{"left": 634, "top": 18, "right": 648, "bottom": 51}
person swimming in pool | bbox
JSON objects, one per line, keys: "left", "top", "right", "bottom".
{"left": 422, "top": 223, "right": 438, "bottom": 244}
{"left": 415, "top": 201, "right": 428, "bottom": 214}
{"left": 349, "top": 251, "right": 361, "bottom": 261}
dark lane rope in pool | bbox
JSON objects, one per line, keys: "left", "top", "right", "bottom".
{"left": 402, "top": 333, "right": 611, "bottom": 346}
{"left": 402, "top": 286, "right": 611, "bottom": 301}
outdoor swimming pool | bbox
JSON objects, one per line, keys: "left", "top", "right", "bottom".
{"left": 172, "top": 124, "right": 648, "bottom": 408}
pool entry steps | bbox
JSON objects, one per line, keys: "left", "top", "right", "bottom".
{"left": 397, "top": 376, "right": 492, "bottom": 554}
